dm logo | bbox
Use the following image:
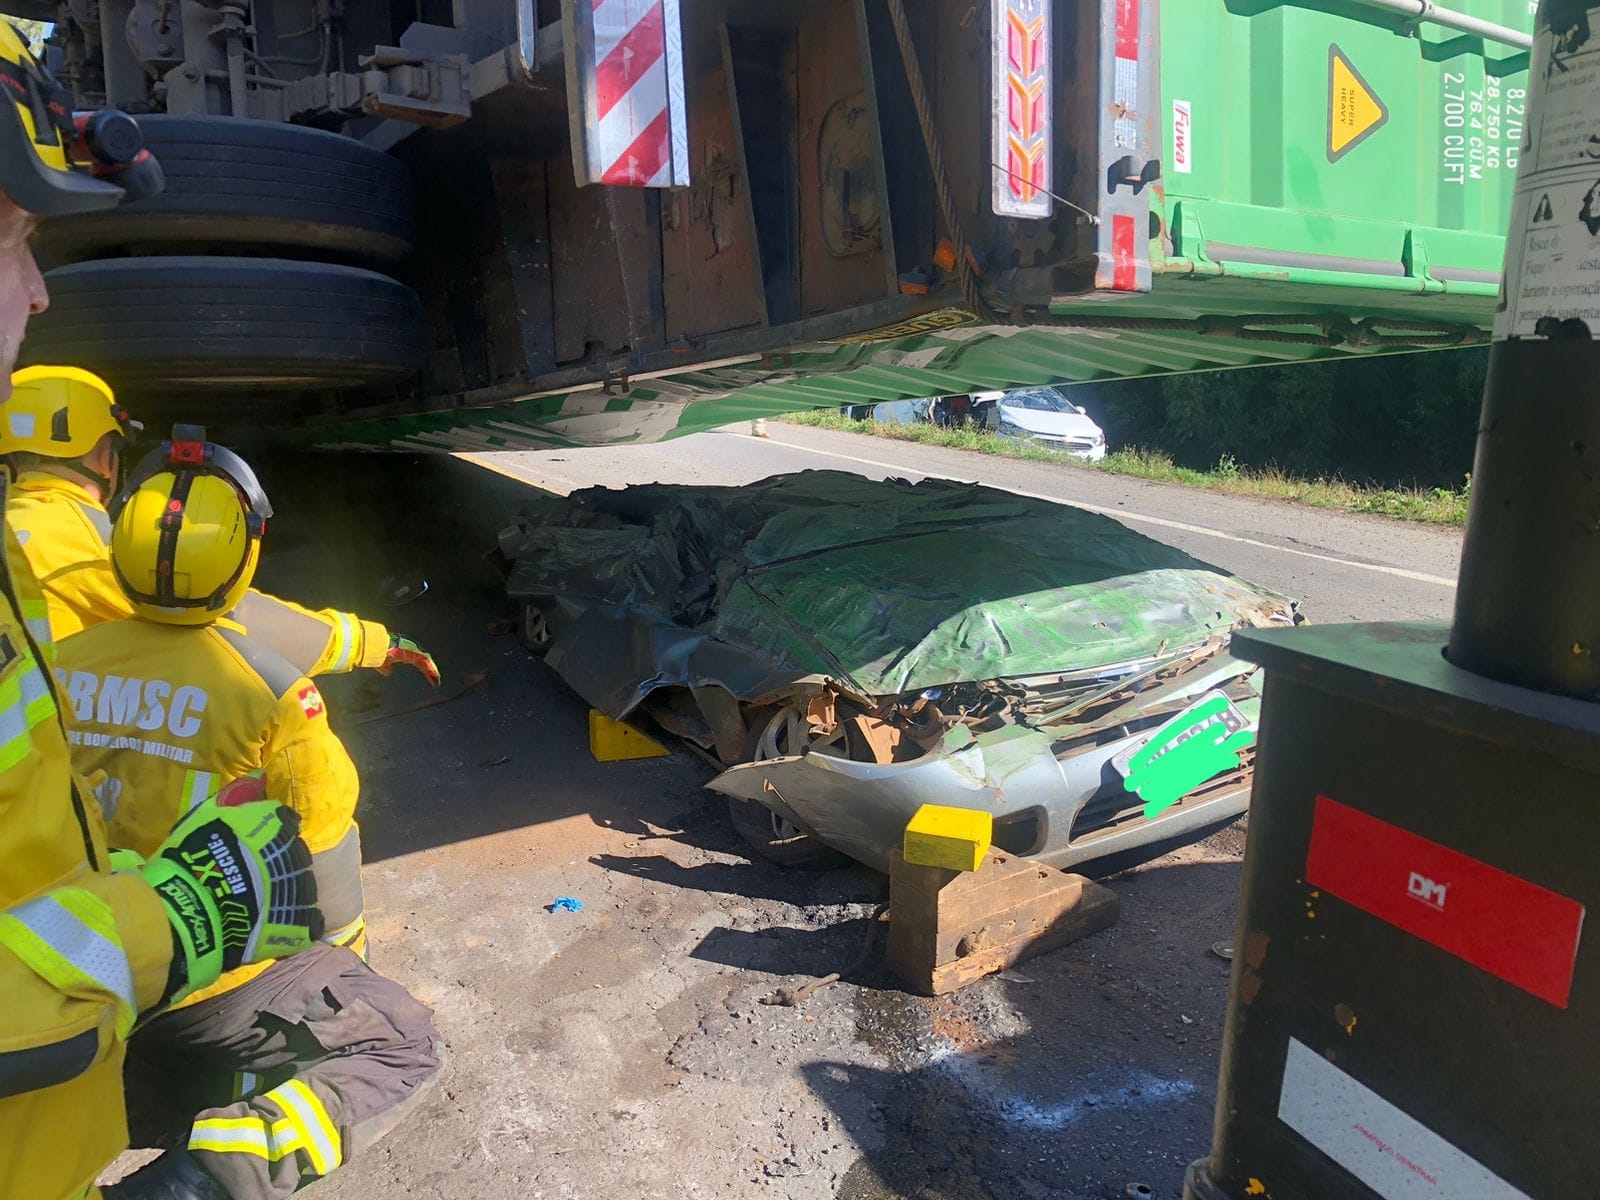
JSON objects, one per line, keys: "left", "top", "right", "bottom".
{"left": 1407, "top": 872, "right": 1448, "bottom": 911}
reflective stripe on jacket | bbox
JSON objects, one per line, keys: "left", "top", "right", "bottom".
{"left": 57, "top": 614, "right": 362, "bottom": 1008}
{"left": 0, "top": 478, "right": 174, "bottom": 1200}
{"left": 7, "top": 471, "right": 391, "bottom": 674}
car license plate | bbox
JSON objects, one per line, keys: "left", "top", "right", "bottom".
{"left": 1111, "top": 690, "right": 1254, "bottom": 780}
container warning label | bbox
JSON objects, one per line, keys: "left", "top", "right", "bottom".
{"left": 1495, "top": 4, "right": 1600, "bottom": 339}
{"left": 1278, "top": 1039, "right": 1532, "bottom": 1199}
{"left": 1328, "top": 45, "right": 1388, "bottom": 161}
{"left": 1306, "top": 796, "right": 1585, "bottom": 1008}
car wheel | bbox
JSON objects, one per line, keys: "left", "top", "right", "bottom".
{"left": 34, "top": 116, "right": 415, "bottom": 266}
{"left": 724, "top": 795, "right": 848, "bottom": 870}
{"left": 723, "top": 704, "right": 850, "bottom": 869}
{"left": 517, "top": 600, "right": 552, "bottom": 654}
{"left": 22, "top": 257, "right": 426, "bottom": 393}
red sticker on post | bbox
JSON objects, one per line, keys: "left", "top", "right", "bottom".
{"left": 1306, "top": 796, "right": 1584, "bottom": 1008}
{"left": 1112, "top": 214, "right": 1137, "bottom": 291}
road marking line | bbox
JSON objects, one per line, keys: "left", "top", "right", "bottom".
{"left": 764, "top": 433, "right": 1459, "bottom": 590}
{"left": 458, "top": 452, "right": 584, "bottom": 495}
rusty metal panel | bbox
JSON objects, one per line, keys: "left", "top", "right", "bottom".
{"left": 795, "top": 0, "right": 890, "bottom": 316}
{"left": 547, "top": 164, "right": 665, "bottom": 364}
{"left": 661, "top": 63, "right": 765, "bottom": 341}
{"left": 548, "top": 163, "right": 630, "bottom": 363}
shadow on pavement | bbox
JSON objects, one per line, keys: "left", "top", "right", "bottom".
{"left": 247, "top": 451, "right": 726, "bottom": 865}
{"left": 688, "top": 912, "right": 892, "bottom": 982}
{"left": 800, "top": 855, "right": 1245, "bottom": 1200}
{"left": 590, "top": 851, "right": 882, "bottom": 907}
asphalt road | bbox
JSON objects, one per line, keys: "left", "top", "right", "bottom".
{"left": 467, "top": 421, "right": 1464, "bottom": 625}
{"left": 191, "top": 433, "right": 1465, "bottom": 1200}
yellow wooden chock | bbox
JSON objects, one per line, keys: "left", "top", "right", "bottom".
{"left": 903, "top": 803, "right": 993, "bottom": 872}
{"left": 588, "top": 710, "right": 671, "bottom": 762}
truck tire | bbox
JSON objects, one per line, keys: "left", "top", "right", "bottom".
{"left": 22, "top": 257, "right": 427, "bottom": 391}
{"left": 34, "top": 116, "right": 414, "bottom": 265}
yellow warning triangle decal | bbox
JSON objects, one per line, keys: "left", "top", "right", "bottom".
{"left": 1328, "top": 45, "right": 1389, "bottom": 162}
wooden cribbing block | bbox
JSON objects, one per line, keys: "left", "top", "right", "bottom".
{"left": 885, "top": 848, "right": 1120, "bottom": 995}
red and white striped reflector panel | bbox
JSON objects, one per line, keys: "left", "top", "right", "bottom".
{"left": 991, "top": 0, "right": 1052, "bottom": 218}
{"left": 572, "top": 0, "right": 690, "bottom": 188}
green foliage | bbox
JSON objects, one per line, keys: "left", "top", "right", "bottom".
{"left": 9, "top": 20, "right": 49, "bottom": 52}
{"left": 783, "top": 411, "right": 1469, "bottom": 526}
{"left": 1087, "top": 349, "right": 1486, "bottom": 491}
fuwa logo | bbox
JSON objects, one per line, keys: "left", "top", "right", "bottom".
{"left": 1407, "top": 871, "right": 1448, "bottom": 911}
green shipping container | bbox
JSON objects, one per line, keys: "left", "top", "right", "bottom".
{"left": 305, "top": 0, "right": 1537, "bottom": 452}
{"left": 1135, "top": 0, "right": 1531, "bottom": 328}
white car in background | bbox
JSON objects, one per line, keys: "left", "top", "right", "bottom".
{"left": 973, "top": 386, "right": 1107, "bottom": 460}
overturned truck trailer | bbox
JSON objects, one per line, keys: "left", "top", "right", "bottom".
{"left": 19, "top": 0, "right": 1530, "bottom": 449}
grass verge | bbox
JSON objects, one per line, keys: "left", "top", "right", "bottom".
{"left": 782, "top": 411, "right": 1470, "bottom": 527}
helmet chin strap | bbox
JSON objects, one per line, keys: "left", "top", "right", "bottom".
{"left": 57, "top": 457, "right": 114, "bottom": 497}
{"left": 56, "top": 438, "right": 122, "bottom": 499}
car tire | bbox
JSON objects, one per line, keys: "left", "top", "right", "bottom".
{"left": 33, "top": 115, "right": 414, "bottom": 265}
{"left": 22, "top": 256, "right": 426, "bottom": 392}
{"left": 725, "top": 796, "right": 849, "bottom": 870}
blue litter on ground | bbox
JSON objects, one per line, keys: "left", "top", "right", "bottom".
{"left": 549, "top": 897, "right": 584, "bottom": 913}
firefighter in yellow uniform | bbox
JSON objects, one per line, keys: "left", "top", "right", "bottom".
{"left": 0, "top": 23, "right": 328, "bottom": 1200}
{"left": 1, "top": 365, "right": 441, "bottom": 685}
{"left": 60, "top": 430, "right": 442, "bottom": 1200}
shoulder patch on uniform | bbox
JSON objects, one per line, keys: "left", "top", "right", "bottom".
{"left": 13, "top": 528, "right": 27, "bottom": 545}
{"left": 214, "top": 625, "right": 304, "bottom": 700}
{"left": 296, "top": 683, "right": 326, "bottom": 721}
{"left": 0, "top": 630, "right": 17, "bottom": 673}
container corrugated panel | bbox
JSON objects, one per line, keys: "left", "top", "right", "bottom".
{"left": 1151, "top": 0, "right": 1529, "bottom": 292}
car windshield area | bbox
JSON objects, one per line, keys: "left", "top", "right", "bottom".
{"left": 1004, "top": 388, "right": 1080, "bottom": 414}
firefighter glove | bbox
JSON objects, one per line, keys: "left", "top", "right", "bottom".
{"left": 141, "top": 796, "right": 324, "bottom": 1006}
{"left": 379, "top": 634, "right": 440, "bottom": 687}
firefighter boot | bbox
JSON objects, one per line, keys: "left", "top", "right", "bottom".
{"left": 102, "top": 1150, "right": 230, "bottom": 1200}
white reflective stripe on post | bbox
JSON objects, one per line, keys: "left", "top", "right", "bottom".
{"left": 182, "top": 770, "right": 216, "bottom": 812}
{"left": 330, "top": 612, "right": 357, "bottom": 672}
{"left": 0, "top": 890, "right": 136, "bottom": 1033}
{"left": 570, "top": 0, "right": 690, "bottom": 187}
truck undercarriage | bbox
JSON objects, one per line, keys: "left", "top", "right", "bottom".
{"left": 16, "top": 0, "right": 1522, "bottom": 448}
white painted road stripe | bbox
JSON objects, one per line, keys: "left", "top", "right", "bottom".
{"left": 464, "top": 435, "right": 1459, "bottom": 591}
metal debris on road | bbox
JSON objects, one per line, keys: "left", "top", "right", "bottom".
{"left": 1210, "top": 940, "right": 1234, "bottom": 962}
{"left": 377, "top": 572, "right": 430, "bottom": 606}
{"left": 759, "top": 901, "right": 890, "bottom": 1007}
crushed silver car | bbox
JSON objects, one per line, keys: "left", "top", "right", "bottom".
{"left": 498, "top": 471, "right": 1298, "bottom": 872}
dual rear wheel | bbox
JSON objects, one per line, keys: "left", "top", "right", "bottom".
{"left": 22, "top": 116, "right": 426, "bottom": 398}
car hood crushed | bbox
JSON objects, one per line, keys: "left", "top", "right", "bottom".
{"left": 500, "top": 470, "right": 1298, "bottom": 870}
